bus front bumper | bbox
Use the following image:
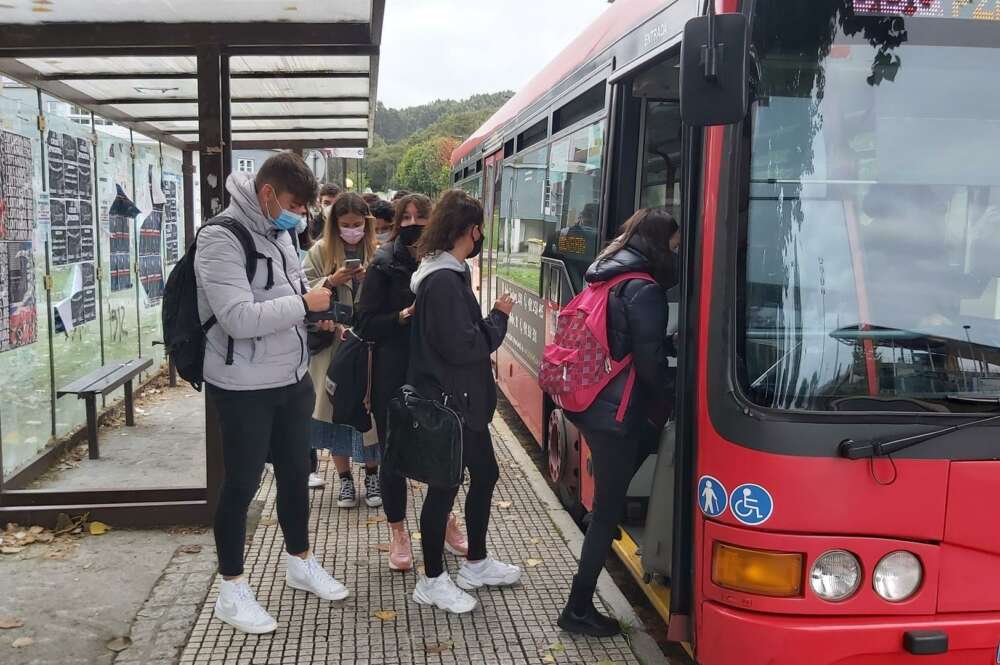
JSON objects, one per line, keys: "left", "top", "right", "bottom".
{"left": 698, "top": 601, "right": 1000, "bottom": 665}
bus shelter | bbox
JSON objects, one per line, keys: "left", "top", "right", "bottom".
{"left": 0, "top": 1, "right": 384, "bottom": 526}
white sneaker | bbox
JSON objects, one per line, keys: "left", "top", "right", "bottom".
{"left": 308, "top": 472, "right": 326, "bottom": 489}
{"left": 412, "top": 572, "right": 477, "bottom": 614}
{"left": 264, "top": 463, "right": 274, "bottom": 475}
{"left": 456, "top": 557, "right": 523, "bottom": 590}
{"left": 214, "top": 578, "right": 277, "bottom": 634}
{"left": 285, "top": 554, "right": 350, "bottom": 601}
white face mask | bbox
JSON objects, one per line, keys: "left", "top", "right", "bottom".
{"left": 376, "top": 231, "right": 392, "bottom": 243}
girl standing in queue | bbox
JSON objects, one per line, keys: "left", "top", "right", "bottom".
{"left": 406, "top": 189, "right": 520, "bottom": 614}
{"left": 559, "top": 208, "right": 678, "bottom": 637}
{"left": 303, "top": 192, "right": 382, "bottom": 509}
{"left": 356, "top": 194, "right": 470, "bottom": 572}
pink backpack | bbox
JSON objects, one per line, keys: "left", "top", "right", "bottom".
{"left": 538, "top": 272, "right": 654, "bottom": 421}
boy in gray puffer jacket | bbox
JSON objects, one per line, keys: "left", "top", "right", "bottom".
{"left": 195, "top": 153, "right": 349, "bottom": 635}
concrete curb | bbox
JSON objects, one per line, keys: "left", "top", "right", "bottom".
{"left": 492, "top": 415, "right": 671, "bottom": 665}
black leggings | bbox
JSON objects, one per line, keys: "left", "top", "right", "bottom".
{"left": 569, "top": 428, "right": 640, "bottom": 611}
{"left": 420, "top": 427, "right": 499, "bottom": 578}
{"left": 209, "top": 377, "right": 314, "bottom": 578}
{"left": 373, "top": 396, "right": 408, "bottom": 524}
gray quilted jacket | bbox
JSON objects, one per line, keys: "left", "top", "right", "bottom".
{"left": 194, "top": 173, "right": 308, "bottom": 391}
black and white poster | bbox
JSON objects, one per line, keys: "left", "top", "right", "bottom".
{"left": 138, "top": 165, "right": 164, "bottom": 304}
{"left": 47, "top": 131, "right": 94, "bottom": 266}
{"left": 54, "top": 261, "right": 97, "bottom": 334}
{"left": 497, "top": 276, "right": 546, "bottom": 376}
{"left": 0, "top": 130, "right": 38, "bottom": 353}
{"left": 108, "top": 184, "right": 138, "bottom": 292}
{"left": 162, "top": 176, "right": 180, "bottom": 264}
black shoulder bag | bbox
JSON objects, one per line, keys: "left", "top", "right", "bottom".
{"left": 384, "top": 385, "right": 464, "bottom": 488}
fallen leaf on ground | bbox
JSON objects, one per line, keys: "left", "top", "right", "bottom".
{"left": 524, "top": 558, "right": 543, "bottom": 568}
{"left": 373, "top": 610, "right": 397, "bottom": 621}
{"left": 374, "top": 543, "right": 390, "bottom": 552}
{"left": 424, "top": 641, "right": 454, "bottom": 654}
{"left": 496, "top": 500, "right": 513, "bottom": 509}
{"left": 546, "top": 641, "right": 566, "bottom": 653}
{"left": 0, "top": 617, "right": 24, "bottom": 629}
{"left": 542, "top": 656, "right": 556, "bottom": 664}
{"left": 529, "top": 537, "right": 541, "bottom": 545}
{"left": 88, "top": 521, "right": 110, "bottom": 536}
{"left": 365, "top": 516, "right": 386, "bottom": 526}
{"left": 178, "top": 544, "right": 202, "bottom": 554}
{"left": 1, "top": 546, "right": 23, "bottom": 555}
{"left": 106, "top": 636, "right": 132, "bottom": 652}
{"left": 411, "top": 531, "right": 421, "bottom": 541}
{"left": 28, "top": 526, "right": 44, "bottom": 535}
{"left": 12, "top": 637, "right": 33, "bottom": 648}
{"left": 258, "top": 517, "right": 277, "bottom": 527}
{"left": 35, "top": 533, "right": 54, "bottom": 544}
{"left": 593, "top": 661, "right": 616, "bottom": 665}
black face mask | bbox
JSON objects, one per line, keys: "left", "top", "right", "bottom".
{"left": 398, "top": 224, "right": 423, "bottom": 246}
{"left": 469, "top": 227, "right": 484, "bottom": 259}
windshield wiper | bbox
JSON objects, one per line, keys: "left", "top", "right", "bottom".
{"left": 839, "top": 411, "right": 1000, "bottom": 459}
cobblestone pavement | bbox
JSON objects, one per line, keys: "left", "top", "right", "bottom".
{"left": 175, "top": 420, "right": 662, "bottom": 665}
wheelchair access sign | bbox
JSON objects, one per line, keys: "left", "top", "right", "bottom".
{"left": 729, "top": 483, "right": 774, "bottom": 526}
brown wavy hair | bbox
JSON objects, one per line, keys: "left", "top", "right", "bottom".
{"left": 391, "top": 193, "right": 433, "bottom": 239}
{"left": 599, "top": 207, "right": 679, "bottom": 287}
{"left": 416, "top": 189, "right": 483, "bottom": 258}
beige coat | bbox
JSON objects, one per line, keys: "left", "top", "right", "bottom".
{"left": 303, "top": 242, "right": 366, "bottom": 423}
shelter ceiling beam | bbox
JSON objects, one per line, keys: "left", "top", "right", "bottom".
{"left": 39, "top": 71, "right": 371, "bottom": 81}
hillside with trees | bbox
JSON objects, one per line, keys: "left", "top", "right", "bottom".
{"left": 364, "top": 91, "right": 512, "bottom": 196}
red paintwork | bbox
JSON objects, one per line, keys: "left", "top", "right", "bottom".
{"left": 938, "top": 544, "right": 1000, "bottom": 613}
{"left": 451, "top": 0, "right": 668, "bottom": 165}
{"left": 699, "top": 602, "right": 1000, "bottom": 665}
{"left": 581, "top": 436, "right": 595, "bottom": 512}
{"left": 495, "top": 346, "right": 544, "bottom": 443}
{"left": 703, "top": 522, "right": 941, "bottom": 616}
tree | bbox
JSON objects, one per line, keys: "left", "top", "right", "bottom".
{"left": 395, "top": 136, "right": 458, "bottom": 197}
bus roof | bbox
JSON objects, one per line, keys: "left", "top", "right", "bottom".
{"left": 451, "top": 0, "right": 667, "bottom": 166}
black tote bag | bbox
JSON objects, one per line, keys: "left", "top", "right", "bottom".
{"left": 384, "top": 385, "right": 463, "bottom": 488}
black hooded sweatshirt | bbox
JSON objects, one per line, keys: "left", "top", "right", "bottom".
{"left": 564, "top": 237, "right": 675, "bottom": 438}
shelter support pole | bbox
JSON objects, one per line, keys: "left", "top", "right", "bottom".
{"left": 197, "top": 46, "right": 227, "bottom": 516}
{"left": 182, "top": 150, "right": 196, "bottom": 248}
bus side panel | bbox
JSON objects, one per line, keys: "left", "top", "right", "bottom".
{"left": 495, "top": 345, "right": 544, "bottom": 444}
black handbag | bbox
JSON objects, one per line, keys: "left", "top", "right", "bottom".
{"left": 325, "top": 330, "right": 374, "bottom": 433}
{"left": 384, "top": 385, "right": 464, "bottom": 488}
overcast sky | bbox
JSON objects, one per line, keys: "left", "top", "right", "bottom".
{"left": 377, "top": 0, "right": 611, "bottom": 109}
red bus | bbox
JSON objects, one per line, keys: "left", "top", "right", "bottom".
{"left": 452, "top": 0, "right": 1000, "bottom": 662}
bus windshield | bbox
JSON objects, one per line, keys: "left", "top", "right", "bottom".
{"left": 742, "top": 1, "right": 1000, "bottom": 413}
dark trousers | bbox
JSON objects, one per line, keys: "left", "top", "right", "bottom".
{"left": 420, "top": 427, "right": 499, "bottom": 578}
{"left": 374, "top": 398, "right": 409, "bottom": 524}
{"left": 568, "top": 428, "right": 640, "bottom": 612}
{"left": 266, "top": 447, "right": 316, "bottom": 472}
{"left": 209, "top": 377, "right": 314, "bottom": 577}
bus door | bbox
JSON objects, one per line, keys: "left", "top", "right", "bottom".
{"left": 480, "top": 149, "right": 503, "bottom": 318}
{"left": 608, "top": 53, "right": 686, "bottom": 594}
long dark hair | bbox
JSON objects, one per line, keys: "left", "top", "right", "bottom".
{"left": 599, "top": 207, "right": 679, "bottom": 286}
{"left": 416, "top": 190, "right": 483, "bottom": 258}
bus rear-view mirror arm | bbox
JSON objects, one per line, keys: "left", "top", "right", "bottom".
{"left": 679, "top": 12, "right": 750, "bottom": 127}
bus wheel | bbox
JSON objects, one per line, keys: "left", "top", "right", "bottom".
{"left": 548, "top": 409, "right": 582, "bottom": 516}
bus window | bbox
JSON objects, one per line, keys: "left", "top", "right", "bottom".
{"left": 497, "top": 145, "right": 549, "bottom": 293}
{"left": 638, "top": 101, "right": 683, "bottom": 217}
{"left": 742, "top": 7, "right": 1000, "bottom": 413}
{"left": 542, "top": 120, "right": 605, "bottom": 293}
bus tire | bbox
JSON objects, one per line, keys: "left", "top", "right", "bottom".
{"left": 548, "top": 409, "right": 583, "bottom": 517}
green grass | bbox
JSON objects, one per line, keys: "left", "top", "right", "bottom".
{"left": 496, "top": 264, "right": 540, "bottom": 293}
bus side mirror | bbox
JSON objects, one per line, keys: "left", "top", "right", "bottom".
{"left": 680, "top": 13, "right": 749, "bottom": 127}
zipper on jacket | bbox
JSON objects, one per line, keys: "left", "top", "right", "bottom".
{"left": 266, "top": 233, "right": 306, "bottom": 380}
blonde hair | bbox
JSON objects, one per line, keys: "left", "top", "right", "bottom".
{"left": 320, "top": 192, "right": 377, "bottom": 272}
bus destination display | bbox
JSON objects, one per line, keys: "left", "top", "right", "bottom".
{"left": 853, "top": 0, "right": 1000, "bottom": 19}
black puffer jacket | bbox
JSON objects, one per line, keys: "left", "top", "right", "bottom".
{"left": 355, "top": 237, "right": 419, "bottom": 440}
{"left": 565, "top": 238, "right": 674, "bottom": 438}
{"left": 407, "top": 254, "right": 508, "bottom": 432}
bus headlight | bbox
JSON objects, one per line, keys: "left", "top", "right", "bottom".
{"left": 873, "top": 551, "right": 922, "bottom": 602}
{"left": 809, "top": 550, "right": 861, "bottom": 602}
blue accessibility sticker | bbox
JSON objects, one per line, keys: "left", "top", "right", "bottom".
{"left": 730, "top": 483, "right": 774, "bottom": 526}
{"left": 697, "top": 475, "right": 727, "bottom": 518}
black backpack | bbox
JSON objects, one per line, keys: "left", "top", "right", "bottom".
{"left": 162, "top": 217, "right": 280, "bottom": 391}
{"left": 325, "top": 329, "right": 374, "bottom": 433}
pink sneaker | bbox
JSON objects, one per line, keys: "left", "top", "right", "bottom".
{"left": 388, "top": 527, "right": 413, "bottom": 571}
{"left": 444, "top": 513, "right": 469, "bottom": 557}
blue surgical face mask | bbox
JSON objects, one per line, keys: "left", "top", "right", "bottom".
{"left": 267, "top": 189, "right": 303, "bottom": 231}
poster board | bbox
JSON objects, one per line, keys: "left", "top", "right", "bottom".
{"left": 0, "top": 130, "right": 38, "bottom": 353}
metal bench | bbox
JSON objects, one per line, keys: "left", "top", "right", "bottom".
{"left": 56, "top": 357, "right": 154, "bottom": 460}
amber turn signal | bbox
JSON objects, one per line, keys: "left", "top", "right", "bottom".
{"left": 712, "top": 542, "right": 804, "bottom": 597}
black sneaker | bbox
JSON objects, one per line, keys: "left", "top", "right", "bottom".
{"left": 557, "top": 605, "right": 621, "bottom": 638}
{"left": 337, "top": 475, "right": 357, "bottom": 508}
{"left": 363, "top": 470, "right": 382, "bottom": 507}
